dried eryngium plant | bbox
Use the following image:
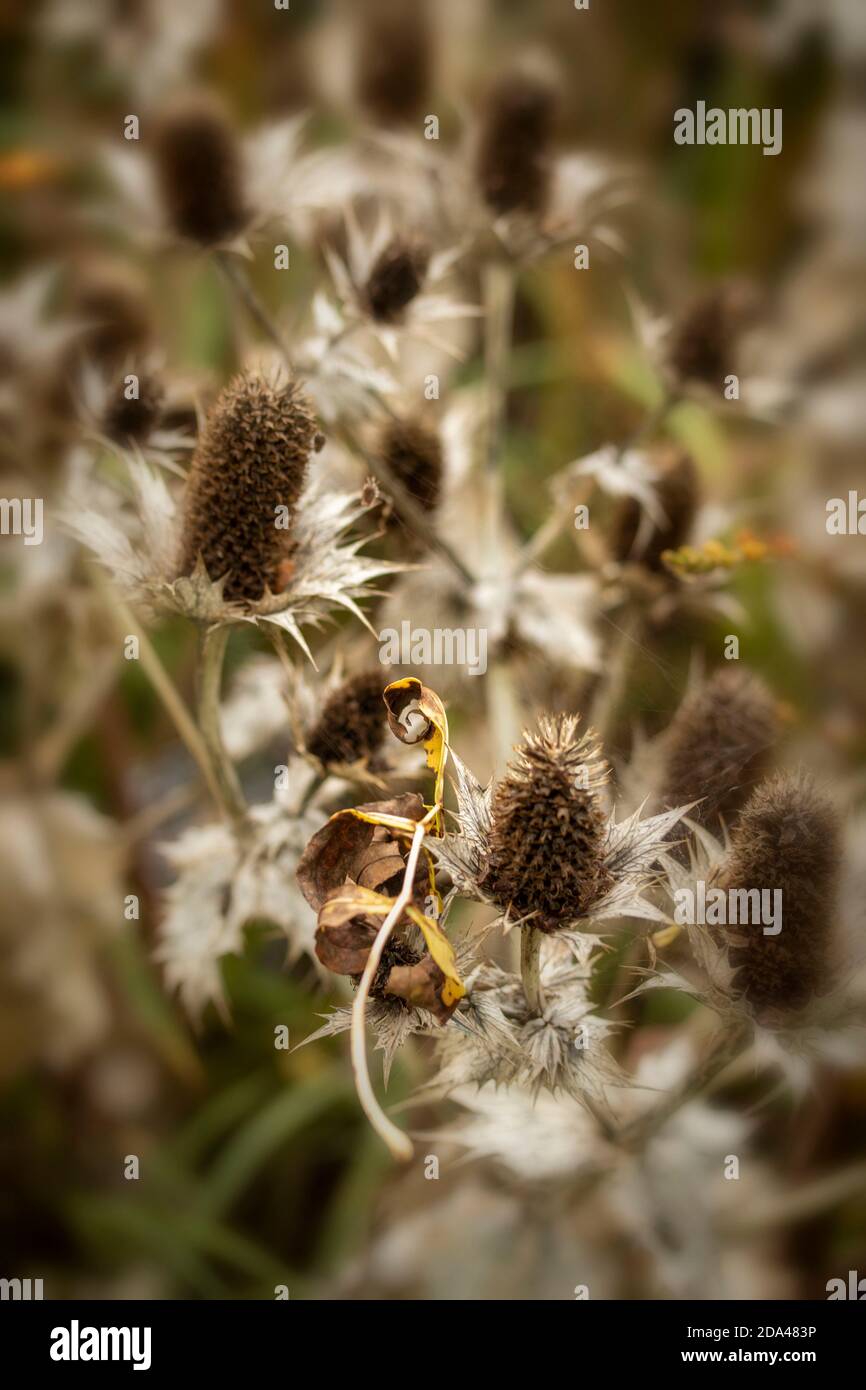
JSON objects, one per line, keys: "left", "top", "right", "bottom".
{"left": 33, "top": 11, "right": 864, "bottom": 1304}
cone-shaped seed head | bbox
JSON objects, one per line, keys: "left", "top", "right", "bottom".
{"left": 661, "top": 668, "right": 779, "bottom": 827}
{"left": 483, "top": 714, "right": 611, "bottom": 931}
{"left": 364, "top": 236, "right": 430, "bottom": 323}
{"left": 154, "top": 95, "right": 248, "bottom": 246}
{"left": 306, "top": 671, "right": 388, "bottom": 767}
{"left": 178, "top": 372, "right": 319, "bottom": 603}
{"left": 611, "top": 448, "right": 699, "bottom": 571}
{"left": 356, "top": 0, "right": 433, "bottom": 126}
{"left": 102, "top": 370, "right": 165, "bottom": 443}
{"left": 71, "top": 267, "right": 153, "bottom": 367}
{"left": 668, "top": 281, "right": 755, "bottom": 389}
{"left": 378, "top": 417, "right": 443, "bottom": 514}
{"left": 476, "top": 69, "right": 558, "bottom": 216}
{"left": 719, "top": 772, "right": 840, "bottom": 1016}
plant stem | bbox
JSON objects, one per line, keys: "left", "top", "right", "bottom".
{"left": 587, "top": 608, "right": 644, "bottom": 746}
{"left": 196, "top": 625, "right": 248, "bottom": 829}
{"left": 332, "top": 423, "right": 476, "bottom": 589}
{"left": 214, "top": 251, "right": 294, "bottom": 369}
{"left": 482, "top": 261, "right": 516, "bottom": 476}
{"left": 97, "top": 580, "right": 227, "bottom": 818}
{"left": 520, "top": 926, "right": 545, "bottom": 1014}
{"left": 350, "top": 808, "right": 439, "bottom": 1161}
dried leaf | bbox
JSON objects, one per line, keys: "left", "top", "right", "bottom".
{"left": 384, "top": 678, "right": 449, "bottom": 832}
{"left": 296, "top": 793, "right": 425, "bottom": 911}
{"left": 404, "top": 903, "right": 466, "bottom": 1014}
{"left": 385, "top": 955, "right": 456, "bottom": 1024}
{"left": 315, "top": 884, "right": 395, "bottom": 974}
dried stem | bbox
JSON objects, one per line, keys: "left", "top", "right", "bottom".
{"left": 97, "top": 579, "right": 227, "bottom": 818}
{"left": 196, "top": 625, "right": 248, "bottom": 829}
{"left": 332, "top": 423, "right": 476, "bottom": 588}
{"left": 520, "top": 926, "right": 545, "bottom": 1013}
{"left": 214, "top": 251, "right": 294, "bottom": 368}
{"left": 587, "top": 608, "right": 644, "bottom": 748}
{"left": 350, "top": 806, "right": 439, "bottom": 1162}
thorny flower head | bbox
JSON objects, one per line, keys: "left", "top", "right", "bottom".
{"left": 420, "top": 936, "right": 625, "bottom": 1109}
{"left": 642, "top": 773, "right": 866, "bottom": 1083}
{"left": 433, "top": 720, "right": 692, "bottom": 936}
{"left": 63, "top": 368, "right": 404, "bottom": 656}
{"left": 101, "top": 96, "right": 357, "bottom": 255}
{"left": 368, "top": 59, "right": 632, "bottom": 266}
{"left": 320, "top": 205, "right": 480, "bottom": 360}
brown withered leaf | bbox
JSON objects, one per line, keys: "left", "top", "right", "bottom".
{"left": 297, "top": 793, "right": 425, "bottom": 912}
{"left": 314, "top": 883, "right": 402, "bottom": 975}
{"left": 383, "top": 678, "right": 449, "bottom": 833}
{"left": 384, "top": 953, "right": 458, "bottom": 1025}
{"left": 315, "top": 888, "right": 380, "bottom": 974}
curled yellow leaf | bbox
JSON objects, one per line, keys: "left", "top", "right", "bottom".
{"left": 383, "top": 678, "right": 449, "bottom": 834}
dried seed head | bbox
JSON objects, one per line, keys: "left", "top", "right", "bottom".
{"left": 378, "top": 417, "right": 443, "bottom": 514}
{"left": 660, "top": 668, "right": 779, "bottom": 827}
{"left": 668, "top": 281, "right": 756, "bottom": 389}
{"left": 356, "top": 0, "right": 432, "bottom": 126}
{"left": 70, "top": 267, "right": 154, "bottom": 367}
{"left": 306, "top": 671, "right": 387, "bottom": 767}
{"left": 364, "top": 236, "right": 430, "bottom": 323}
{"left": 483, "top": 714, "right": 612, "bottom": 931}
{"left": 102, "top": 370, "right": 165, "bottom": 443}
{"left": 153, "top": 95, "right": 248, "bottom": 246}
{"left": 476, "top": 68, "right": 558, "bottom": 217}
{"left": 178, "top": 372, "right": 319, "bottom": 602}
{"left": 611, "top": 448, "right": 699, "bottom": 571}
{"left": 719, "top": 772, "right": 841, "bottom": 1017}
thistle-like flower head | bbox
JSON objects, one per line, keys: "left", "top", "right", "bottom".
{"left": 482, "top": 715, "right": 611, "bottom": 931}
{"left": 355, "top": 0, "right": 433, "bottom": 127}
{"left": 719, "top": 772, "right": 840, "bottom": 1018}
{"left": 363, "top": 235, "right": 431, "bottom": 323}
{"left": 476, "top": 67, "right": 558, "bottom": 217}
{"left": 660, "top": 667, "right": 779, "bottom": 828}
{"left": 611, "top": 447, "right": 699, "bottom": 572}
{"left": 305, "top": 670, "right": 388, "bottom": 769}
{"left": 154, "top": 93, "right": 249, "bottom": 247}
{"left": 667, "top": 280, "right": 757, "bottom": 391}
{"left": 178, "top": 371, "right": 320, "bottom": 603}
{"left": 377, "top": 415, "right": 444, "bottom": 516}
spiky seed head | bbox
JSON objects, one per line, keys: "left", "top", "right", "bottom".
{"left": 177, "top": 372, "right": 319, "bottom": 603}
{"left": 356, "top": 0, "right": 432, "bottom": 126}
{"left": 378, "top": 417, "right": 443, "bottom": 515}
{"left": 718, "top": 772, "right": 840, "bottom": 1017}
{"left": 102, "top": 370, "right": 165, "bottom": 443}
{"left": 70, "top": 266, "right": 153, "bottom": 367}
{"left": 364, "top": 236, "right": 430, "bottom": 323}
{"left": 660, "top": 668, "right": 779, "bottom": 827}
{"left": 153, "top": 94, "right": 248, "bottom": 246}
{"left": 668, "top": 281, "right": 756, "bottom": 389}
{"left": 476, "top": 68, "right": 558, "bottom": 217}
{"left": 306, "top": 671, "right": 387, "bottom": 767}
{"left": 611, "top": 448, "right": 699, "bottom": 571}
{"left": 482, "top": 715, "right": 611, "bottom": 931}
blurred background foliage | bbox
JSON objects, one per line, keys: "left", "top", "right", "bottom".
{"left": 1, "top": 0, "right": 865, "bottom": 1298}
